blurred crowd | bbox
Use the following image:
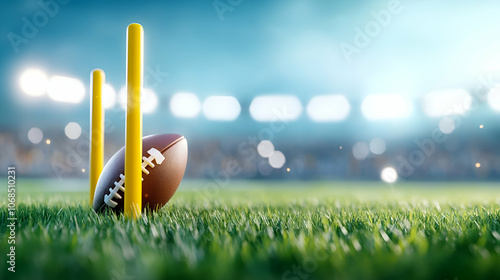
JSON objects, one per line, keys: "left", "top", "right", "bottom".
{"left": 1, "top": 130, "right": 499, "bottom": 181}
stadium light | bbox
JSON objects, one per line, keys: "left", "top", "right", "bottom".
{"left": 487, "top": 86, "right": 500, "bottom": 111}
{"left": 19, "top": 68, "right": 48, "bottom": 97}
{"left": 102, "top": 84, "right": 117, "bottom": 109}
{"left": 47, "top": 75, "right": 85, "bottom": 103}
{"left": 170, "top": 92, "right": 201, "bottom": 118}
{"left": 202, "top": 96, "right": 241, "bottom": 121}
{"left": 142, "top": 88, "right": 158, "bottom": 114}
{"left": 361, "top": 94, "right": 412, "bottom": 121}
{"left": 306, "top": 95, "right": 350, "bottom": 122}
{"left": 423, "top": 89, "right": 471, "bottom": 117}
{"left": 249, "top": 95, "right": 302, "bottom": 122}
{"left": 118, "top": 87, "right": 158, "bottom": 114}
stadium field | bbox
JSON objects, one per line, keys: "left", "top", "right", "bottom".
{"left": 1, "top": 179, "right": 500, "bottom": 280}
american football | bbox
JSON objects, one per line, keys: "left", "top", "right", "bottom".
{"left": 6, "top": 1, "right": 500, "bottom": 279}
{"left": 93, "top": 133, "right": 188, "bottom": 213}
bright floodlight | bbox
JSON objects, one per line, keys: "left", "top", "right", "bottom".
{"left": 202, "top": 96, "right": 241, "bottom": 121}
{"left": 487, "top": 86, "right": 500, "bottom": 111}
{"left": 64, "top": 122, "right": 82, "bottom": 140}
{"left": 306, "top": 95, "right": 350, "bottom": 122}
{"left": 170, "top": 92, "right": 201, "bottom": 118}
{"left": 369, "top": 138, "right": 386, "bottom": 155}
{"left": 102, "top": 84, "right": 116, "bottom": 109}
{"left": 257, "top": 140, "right": 275, "bottom": 158}
{"left": 118, "top": 87, "right": 159, "bottom": 114}
{"left": 268, "top": 150, "right": 286, "bottom": 168}
{"left": 27, "top": 127, "right": 43, "bottom": 144}
{"left": 361, "top": 94, "right": 412, "bottom": 121}
{"left": 142, "top": 88, "right": 158, "bottom": 114}
{"left": 118, "top": 87, "right": 126, "bottom": 109}
{"left": 47, "top": 76, "right": 85, "bottom": 103}
{"left": 249, "top": 95, "right": 302, "bottom": 122}
{"left": 352, "top": 141, "right": 370, "bottom": 160}
{"left": 19, "top": 68, "right": 48, "bottom": 97}
{"left": 380, "top": 167, "right": 398, "bottom": 183}
{"left": 423, "top": 89, "right": 471, "bottom": 117}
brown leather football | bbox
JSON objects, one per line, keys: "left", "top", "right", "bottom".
{"left": 93, "top": 134, "right": 188, "bottom": 213}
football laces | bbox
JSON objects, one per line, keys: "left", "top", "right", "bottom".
{"left": 104, "top": 148, "right": 165, "bottom": 208}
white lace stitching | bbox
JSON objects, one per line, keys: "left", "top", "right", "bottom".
{"left": 104, "top": 148, "right": 165, "bottom": 208}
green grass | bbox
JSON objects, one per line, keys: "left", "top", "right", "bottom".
{"left": 1, "top": 179, "right": 500, "bottom": 280}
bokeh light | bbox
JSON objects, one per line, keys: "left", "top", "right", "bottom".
{"left": 102, "top": 84, "right": 116, "bottom": 109}
{"left": 268, "top": 151, "right": 286, "bottom": 168}
{"left": 170, "top": 92, "right": 201, "bottom": 118}
{"left": 19, "top": 68, "right": 48, "bottom": 97}
{"left": 47, "top": 76, "right": 85, "bottom": 103}
{"left": 380, "top": 167, "right": 398, "bottom": 183}
{"left": 27, "top": 127, "right": 43, "bottom": 144}
{"left": 423, "top": 89, "right": 471, "bottom": 117}
{"left": 119, "top": 87, "right": 158, "bottom": 114}
{"left": 202, "top": 96, "right": 241, "bottom": 121}
{"left": 487, "top": 86, "right": 500, "bottom": 111}
{"left": 369, "top": 138, "right": 386, "bottom": 155}
{"left": 257, "top": 140, "right": 275, "bottom": 158}
{"left": 142, "top": 88, "right": 158, "bottom": 114}
{"left": 361, "top": 94, "right": 412, "bottom": 121}
{"left": 250, "top": 95, "right": 302, "bottom": 122}
{"left": 65, "top": 122, "right": 82, "bottom": 140}
{"left": 439, "top": 117, "right": 455, "bottom": 134}
{"left": 306, "top": 95, "right": 350, "bottom": 122}
{"left": 352, "top": 141, "right": 370, "bottom": 160}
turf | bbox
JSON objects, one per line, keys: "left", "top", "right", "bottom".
{"left": 1, "top": 179, "right": 500, "bottom": 280}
